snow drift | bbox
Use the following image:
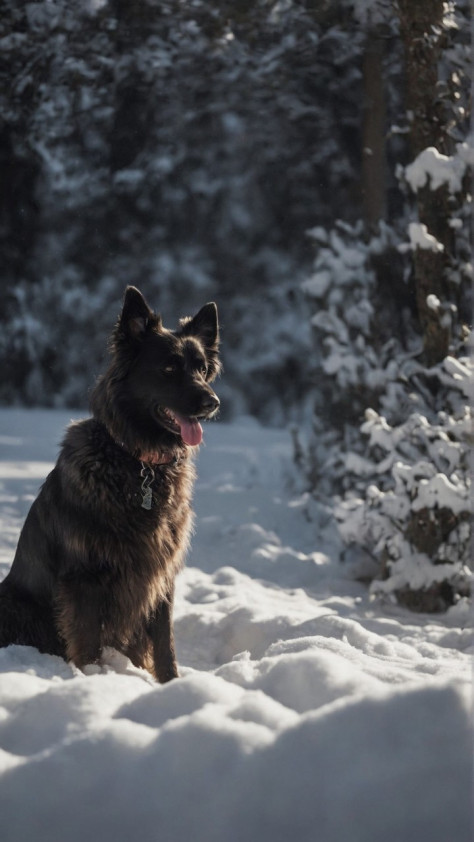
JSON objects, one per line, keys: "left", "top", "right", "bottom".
{"left": 0, "top": 410, "right": 471, "bottom": 842}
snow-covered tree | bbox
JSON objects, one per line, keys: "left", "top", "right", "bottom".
{"left": 301, "top": 0, "right": 472, "bottom": 611}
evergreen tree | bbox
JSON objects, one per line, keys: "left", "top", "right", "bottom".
{"left": 301, "top": 0, "right": 472, "bottom": 611}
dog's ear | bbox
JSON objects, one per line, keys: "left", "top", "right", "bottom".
{"left": 182, "top": 302, "right": 219, "bottom": 349}
{"left": 180, "top": 302, "right": 221, "bottom": 379}
{"left": 118, "top": 286, "right": 161, "bottom": 340}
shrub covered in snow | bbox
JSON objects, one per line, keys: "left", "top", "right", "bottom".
{"left": 336, "top": 352, "right": 471, "bottom": 612}
{"left": 302, "top": 220, "right": 472, "bottom": 611}
{"left": 300, "top": 220, "right": 415, "bottom": 496}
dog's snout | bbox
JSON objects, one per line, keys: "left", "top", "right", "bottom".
{"left": 201, "top": 393, "right": 220, "bottom": 415}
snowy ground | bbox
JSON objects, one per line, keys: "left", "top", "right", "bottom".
{"left": 0, "top": 409, "right": 471, "bottom": 842}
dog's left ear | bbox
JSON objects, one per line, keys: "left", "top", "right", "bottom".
{"left": 183, "top": 302, "right": 219, "bottom": 349}
{"left": 180, "top": 302, "right": 221, "bottom": 379}
{"left": 118, "top": 286, "right": 160, "bottom": 340}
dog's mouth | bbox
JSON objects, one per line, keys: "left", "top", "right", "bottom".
{"left": 155, "top": 407, "right": 203, "bottom": 447}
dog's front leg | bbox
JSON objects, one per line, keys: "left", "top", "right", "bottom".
{"left": 55, "top": 580, "right": 103, "bottom": 669}
{"left": 147, "top": 587, "right": 179, "bottom": 683}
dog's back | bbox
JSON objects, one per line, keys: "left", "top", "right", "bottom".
{"left": 0, "top": 287, "right": 220, "bottom": 681}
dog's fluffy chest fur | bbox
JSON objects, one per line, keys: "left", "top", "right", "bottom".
{"left": 61, "top": 419, "right": 194, "bottom": 524}
{"left": 55, "top": 419, "right": 195, "bottom": 598}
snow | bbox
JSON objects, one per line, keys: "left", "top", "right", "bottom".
{"left": 405, "top": 145, "right": 468, "bottom": 194}
{"left": 411, "top": 472, "right": 469, "bottom": 514}
{"left": 427, "top": 293, "right": 441, "bottom": 311}
{"left": 406, "top": 222, "right": 444, "bottom": 253}
{"left": 0, "top": 409, "right": 471, "bottom": 842}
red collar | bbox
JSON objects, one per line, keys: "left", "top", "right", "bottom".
{"left": 139, "top": 450, "right": 178, "bottom": 467}
{"left": 101, "top": 423, "right": 180, "bottom": 467}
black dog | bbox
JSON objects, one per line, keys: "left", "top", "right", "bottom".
{"left": 0, "top": 286, "right": 220, "bottom": 681}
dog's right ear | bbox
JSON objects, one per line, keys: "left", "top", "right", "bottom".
{"left": 118, "top": 286, "right": 161, "bottom": 340}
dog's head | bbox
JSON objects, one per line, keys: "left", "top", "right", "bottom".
{"left": 92, "top": 286, "right": 221, "bottom": 454}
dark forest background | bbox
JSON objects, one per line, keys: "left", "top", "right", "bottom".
{"left": 0, "top": 0, "right": 433, "bottom": 416}
{"left": 0, "top": 0, "right": 471, "bottom": 609}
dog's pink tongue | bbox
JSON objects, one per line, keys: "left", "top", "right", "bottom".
{"left": 174, "top": 414, "right": 203, "bottom": 447}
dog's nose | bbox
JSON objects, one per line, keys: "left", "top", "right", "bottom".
{"left": 201, "top": 394, "right": 220, "bottom": 414}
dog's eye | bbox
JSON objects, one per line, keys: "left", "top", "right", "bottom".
{"left": 163, "top": 365, "right": 175, "bottom": 374}
{"left": 199, "top": 366, "right": 207, "bottom": 378}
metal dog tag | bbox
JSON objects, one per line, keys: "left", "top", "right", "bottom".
{"left": 141, "top": 486, "right": 153, "bottom": 510}
{"left": 140, "top": 463, "right": 155, "bottom": 510}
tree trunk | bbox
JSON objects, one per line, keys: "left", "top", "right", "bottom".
{"left": 398, "top": 0, "right": 453, "bottom": 366}
{"left": 362, "top": 28, "right": 386, "bottom": 229}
